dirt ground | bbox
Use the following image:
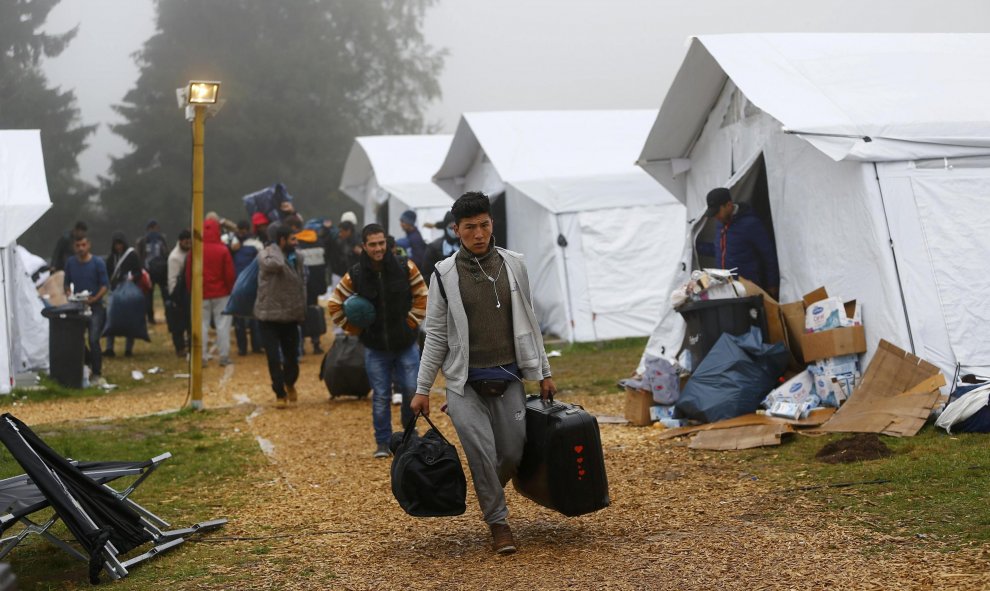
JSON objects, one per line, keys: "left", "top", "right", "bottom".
{"left": 12, "top": 332, "right": 990, "bottom": 590}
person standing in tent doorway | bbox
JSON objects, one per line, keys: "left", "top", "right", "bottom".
{"left": 327, "top": 223, "right": 428, "bottom": 459}
{"left": 411, "top": 191, "right": 557, "bottom": 556}
{"left": 699, "top": 187, "right": 780, "bottom": 298}
{"left": 63, "top": 235, "right": 109, "bottom": 387}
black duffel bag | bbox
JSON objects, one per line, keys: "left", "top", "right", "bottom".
{"left": 389, "top": 413, "right": 466, "bottom": 517}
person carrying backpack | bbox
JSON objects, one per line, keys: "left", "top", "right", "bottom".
{"left": 136, "top": 220, "right": 169, "bottom": 324}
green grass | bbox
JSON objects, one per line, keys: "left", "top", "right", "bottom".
{"left": 734, "top": 426, "right": 990, "bottom": 548}
{"left": 0, "top": 408, "right": 268, "bottom": 590}
{"left": 551, "top": 337, "right": 647, "bottom": 396}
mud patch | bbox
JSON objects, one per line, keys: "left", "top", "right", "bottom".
{"left": 816, "top": 433, "right": 893, "bottom": 464}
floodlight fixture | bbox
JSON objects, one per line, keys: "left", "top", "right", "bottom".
{"left": 187, "top": 81, "right": 220, "bottom": 105}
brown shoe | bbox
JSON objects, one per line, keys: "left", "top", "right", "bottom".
{"left": 286, "top": 385, "right": 298, "bottom": 403}
{"left": 275, "top": 398, "right": 288, "bottom": 409}
{"left": 489, "top": 522, "right": 516, "bottom": 555}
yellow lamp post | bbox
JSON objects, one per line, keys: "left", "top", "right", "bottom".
{"left": 177, "top": 80, "right": 222, "bottom": 409}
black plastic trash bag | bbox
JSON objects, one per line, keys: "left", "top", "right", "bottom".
{"left": 389, "top": 413, "right": 466, "bottom": 517}
{"left": 102, "top": 281, "right": 150, "bottom": 341}
{"left": 223, "top": 258, "right": 259, "bottom": 317}
{"left": 676, "top": 327, "right": 788, "bottom": 423}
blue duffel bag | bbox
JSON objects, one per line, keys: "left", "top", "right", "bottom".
{"left": 102, "top": 281, "right": 151, "bottom": 341}
{"left": 242, "top": 183, "right": 292, "bottom": 223}
{"left": 223, "top": 258, "right": 259, "bottom": 318}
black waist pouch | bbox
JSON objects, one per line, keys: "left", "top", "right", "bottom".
{"left": 469, "top": 379, "right": 510, "bottom": 397}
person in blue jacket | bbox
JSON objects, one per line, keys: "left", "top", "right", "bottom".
{"left": 698, "top": 187, "right": 780, "bottom": 298}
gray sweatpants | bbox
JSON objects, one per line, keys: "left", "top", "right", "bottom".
{"left": 446, "top": 381, "right": 527, "bottom": 525}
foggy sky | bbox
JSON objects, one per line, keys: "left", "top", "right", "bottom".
{"left": 43, "top": 0, "right": 990, "bottom": 185}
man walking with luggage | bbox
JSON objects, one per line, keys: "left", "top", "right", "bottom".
{"left": 411, "top": 191, "right": 556, "bottom": 555}
{"left": 255, "top": 224, "right": 307, "bottom": 408}
{"left": 327, "top": 223, "right": 428, "bottom": 458}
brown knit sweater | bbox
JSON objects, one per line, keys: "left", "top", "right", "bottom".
{"left": 456, "top": 246, "right": 515, "bottom": 368}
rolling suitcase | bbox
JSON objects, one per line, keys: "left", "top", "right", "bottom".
{"left": 512, "top": 395, "right": 610, "bottom": 517}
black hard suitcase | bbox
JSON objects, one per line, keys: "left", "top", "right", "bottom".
{"left": 512, "top": 395, "right": 610, "bottom": 516}
{"left": 318, "top": 335, "right": 370, "bottom": 398}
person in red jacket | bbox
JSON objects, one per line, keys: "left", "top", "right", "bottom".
{"left": 186, "top": 218, "right": 236, "bottom": 365}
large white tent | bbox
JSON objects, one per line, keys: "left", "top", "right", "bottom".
{"left": 0, "top": 130, "right": 52, "bottom": 394}
{"left": 433, "top": 111, "right": 685, "bottom": 342}
{"left": 637, "top": 33, "right": 990, "bottom": 378}
{"left": 339, "top": 135, "right": 454, "bottom": 241}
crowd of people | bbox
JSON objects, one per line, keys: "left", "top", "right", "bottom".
{"left": 52, "top": 201, "right": 365, "bottom": 386}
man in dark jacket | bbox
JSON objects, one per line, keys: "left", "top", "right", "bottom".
{"left": 397, "top": 209, "right": 427, "bottom": 270}
{"left": 104, "top": 231, "right": 142, "bottom": 357}
{"left": 136, "top": 219, "right": 168, "bottom": 324}
{"left": 699, "top": 188, "right": 780, "bottom": 298}
{"left": 186, "top": 218, "right": 236, "bottom": 365}
{"left": 254, "top": 224, "right": 306, "bottom": 408}
{"left": 421, "top": 211, "right": 458, "bottom": 285}
{"left": 327, "top": 223, "right": 428, "bottom": 458}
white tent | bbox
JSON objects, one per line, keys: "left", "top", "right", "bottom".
{"left": 433, "top": 111, "right": 685, "bottom": 342}
{"left": 339, "top": 135, "right": 454, "bottom": 241}
{"left": 0, "top": 130, "right": 52, "bottom": 394}
{"left": 637, "top": 33, "right": 990, "bottom": 378}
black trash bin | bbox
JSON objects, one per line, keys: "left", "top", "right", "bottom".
{"left": 677, "top": 295, "right": 767, "bottom": 371}
{"left": 40, "top": 302, "right": 89, "bottom": 389}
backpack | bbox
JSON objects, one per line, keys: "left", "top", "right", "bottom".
{"left": 145, "top": 236, "right": 168, "bottom": 281}
{"left": 389, "top": 413, "right": 466, "bottom": 517}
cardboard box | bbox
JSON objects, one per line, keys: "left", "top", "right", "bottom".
{"left": 818, "top": 339, "right": 945, "bottom": 437}
{"left": 781, "top": 301, "right": 807, "bottom": 363}
{"left": 737, "top": 278, "right": 799, "bottom": 368}
{"left": 624, "top": 387, "right": 653, "bottom": 426}
{"left": 800, "top": 325, "right": 866, "bottom": 362}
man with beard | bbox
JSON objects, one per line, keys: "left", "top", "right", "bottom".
{"left": 327, "top": 223, "right": 428, "bottom": 458}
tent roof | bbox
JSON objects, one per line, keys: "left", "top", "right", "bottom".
{"left": 339, "top": 135, "right": 453, "bottom": 207}
{"left": 435, "top": 110, "right": 659, "bottom": 185}
{"left": 639, "top": 34, "right": 990, "bottom": 165}
{"left": 508, "top": 171, "right": 679, "bottom": 214}
{"left": 0, "top": 130, "right": 51, "bottom": 245}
